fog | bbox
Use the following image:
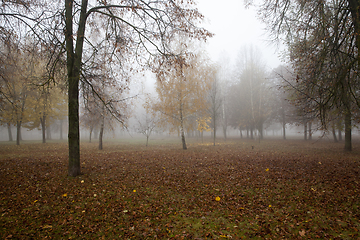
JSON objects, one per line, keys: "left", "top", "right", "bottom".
{"left": 0, "top": 0, "right": 358, "bottom": 148}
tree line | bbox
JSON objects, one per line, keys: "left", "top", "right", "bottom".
{"left": 1, "top": 0, "right": 359, "bottom": 178}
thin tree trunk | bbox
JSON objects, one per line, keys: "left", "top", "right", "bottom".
{"left": 259, "top": 122, "right": 263, "bottom": 139}
{"left": 332, "top": 126, "right": 338, "bottom": 142}
{"left": 99, "top": 118, "right": 104, "bottom": 150}
{"left": 344, "top": 112, "right": 352, "bottom": 151}
{"left": 308, "top": 122, "right": 312, "bottom": 140}
{"left": 16, "top": 121, "right": 21, "bottom": 145}
{"left": 179, "top": 108, "right": 187, "bottom": 150}
{"left": 7, "top": 122, "right": 13, "bottom": 141}
{"left": 281, "top": 108, "right": 286, "bottom": 140}
{"left": 41, "top": 116, "right": 46, "bottom": 143}
{"left": 304, "top": 120, "right": 308, "bottom": 140}
{"left": 282, "top": 122, "right": 286, "bottom": 140}
{"left": 213, "top": 116, "right": 216, "bottom": 146}
{"left": 89, "top": 126, "right": 93, "bottom": 143}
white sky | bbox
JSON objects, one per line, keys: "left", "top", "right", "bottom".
{"left": 196, "top": 0, "right": 283, "bottom": 70}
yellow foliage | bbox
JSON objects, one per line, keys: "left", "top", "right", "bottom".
{"left": 197, "top": 117, "right": 211, "bottom": 132}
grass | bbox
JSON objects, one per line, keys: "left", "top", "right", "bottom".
{"left": 1, "top": 137, "right": 360, "bottom": 239}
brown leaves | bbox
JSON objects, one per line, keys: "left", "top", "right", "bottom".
{"left": 1, "top": 140, "right": 360, "bottom": 239}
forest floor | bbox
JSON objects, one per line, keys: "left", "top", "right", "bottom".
{"left": 1, "top": 137, "right": 360, "bottom": 239}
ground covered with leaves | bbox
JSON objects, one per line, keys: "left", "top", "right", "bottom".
{"left": 1, "top": 138, "right": 360, "bottom": 239}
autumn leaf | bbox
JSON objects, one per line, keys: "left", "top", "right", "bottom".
{"left": 299, "top": 229, "right": 306, "bottom": 237}
{"left": 215, "top": 196, "right": 221, "bottom": 201}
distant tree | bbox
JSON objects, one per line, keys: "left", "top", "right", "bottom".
{"left": 196, "top": 116, "right": 211, "bottom": 142}
{"left": 154, "top": 48, "right": 212, "bottom": 149}
{"left": 0, "top": 40, "right": 39, "bottom": 145}
{"left": 255, "top": 0, "right": 360, "bottom": 150}
{"left": 136, "top": 105, "right": 159, "bottom": 147}
{"left": 228, "top": 46, "right": 269, "bottom": 139}
{"left": 269, "top": 65, "right": 298, "bottom": 139}
{"left": 207, "top": 69, "right": 222, "bottom": 146}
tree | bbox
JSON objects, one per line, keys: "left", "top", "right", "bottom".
{"left": 269, "top": 65, "right": 299, "bottom": 140}
{"left": 0, "top": 39, "right": 39, "bottom": 145}
{"left": 136, "top": 104, "right": 159, "bottom": 147}
{"left": 1, "top": 0, "right": 211, "bottom": 176}
{"left": 196, "top": 116, "right": 211, "bottom": 142}
{"left": 228, "top": 46, "right": 269, "bottom": 140}
{"left": 154, "top": 49, "right": 212, "bottom": 149}
{"left": 255, "top": 0, "right": 360, "bottom": 150}
{"left": 207, "top": 68, "right": 222, "bottom": 146}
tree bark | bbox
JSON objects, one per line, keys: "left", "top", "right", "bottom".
{"left": 344, "top": 112, "right": 352, "bottom": 151}
{"left": 213, "top": 116, "right": 216, "bottom": 146}
{"left": 7, "top": 122, "right": 13, "bottom": 141}
{"left": 40, "top": 116, "right": 46, "bottom": 143}
{"left": 89, "top": 126, "right": 93, "bottom": 143}
{"left": 308, "top": 121, "right": 312, "bottom": 140}
{"left": 99, "top": 122, "right": 104, "bottom": 150}
{"left": 66, "top": 0, "right": 88, "bottom": 177}
{"left": 179, "top": 107, "right": 187, "bottom": 150}
{"left": 16, "top": 121, "right": 21, "bottom": 145}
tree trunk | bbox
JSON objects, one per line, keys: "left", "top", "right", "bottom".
{"left": 281, "top": 104, "right": 286, "bottom": 139}
{"left": 7, "top": 122, "right": 13, "bottom": 141}
{"left": 259, "top": 122, "right": 263, "bottom": 139}
{"left": 304, "top": 120, "right": 308, "bottom": 140}
{"left": 213, "top": 116, "right": 216, "bottom": 146}
{"left": 40, "top": 116, "right": 46, "bottom": 143}
{"left": 16, "top": 121, "right": 21, "bottom": 145}
{"left": 89, "top": 126, "right": 93, "bottom": 143}
{"left": 146, "top": 135, "right": 149, "bottom": 147}
{"left": 180, "top": 111, "right": 187, "bottom": 150}
{"left": 344, "top": 112, "right": 352, "bottom": 151}
{"left": 66, "top": 0, "right": 88, "bottom": 177}
{"left": 308, "top": 122, "right": 312, "bottom": 140}
{"left": 332, "top": 126, "right": 338, "bottom": 143}
{"left": 99, "top": 116, "right": 104, "bottom": 150}
{"left": 282, "top": 123, "right": 286, "bottom": 140}
{"left": 99, "top": 125, "right": 104, "bottom": 150}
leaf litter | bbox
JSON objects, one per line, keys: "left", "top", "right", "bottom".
{"left": 1, "top": 139, "right": 360, "bottom": 239}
